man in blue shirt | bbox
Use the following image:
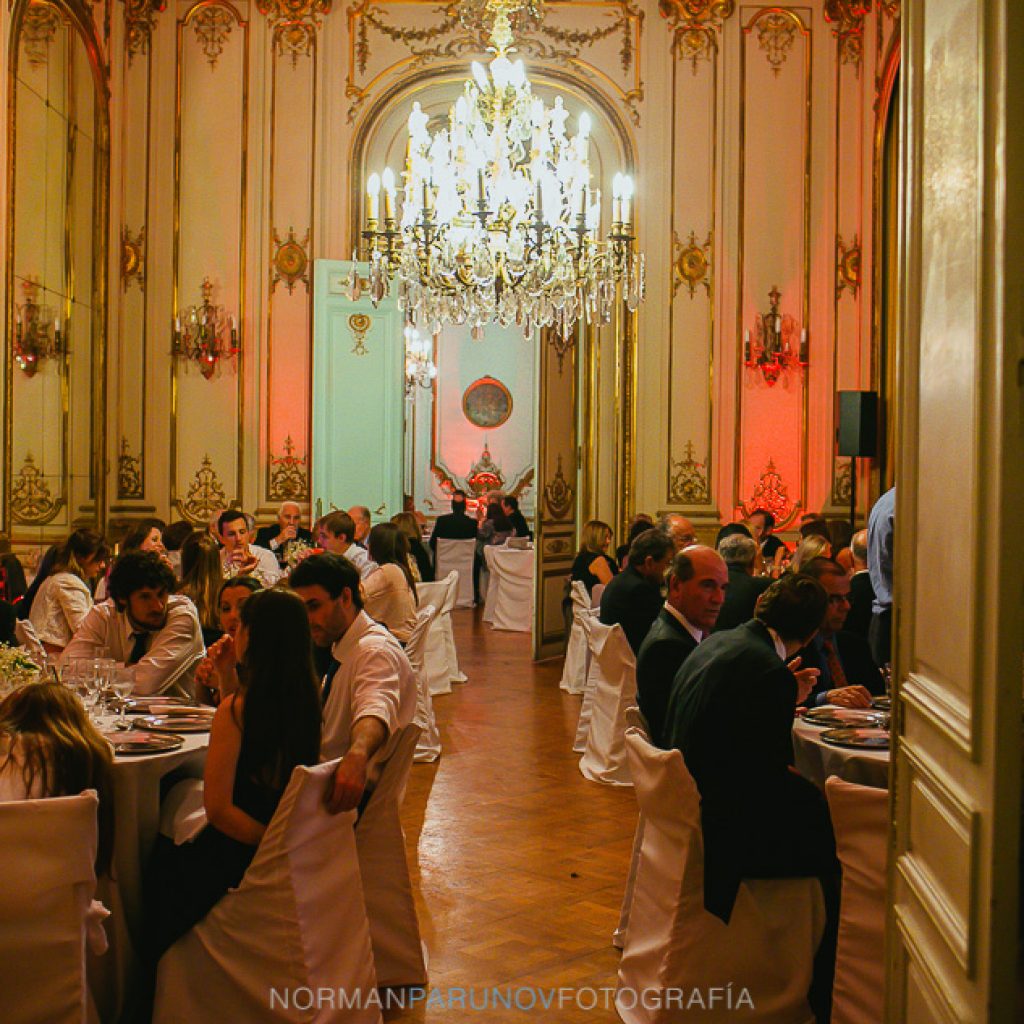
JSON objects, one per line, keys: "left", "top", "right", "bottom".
{"left": 867, "top": 486, "right": 895, "bottom": 666}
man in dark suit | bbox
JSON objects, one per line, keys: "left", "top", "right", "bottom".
{"left": 501, "top": 495, "right": 533, "bottom": 541}
{"left": 599, "top": 528, "right": 675, "bottom": 654}
{"left": 429, "top": 490, "right": 478, "bottom": 553}
{"left": 844, "top": 529, "right": 875, "bottom": 641}
{"left": 254, "top": 501, "right": 313, "bottom": 568}
{"left": 664, "top": 574, "right": 838, "bottom": 1023}
{"left": 636, "top": 546, "right": 728, "bottom": 744}
{"left": 795, "top": 556, "right": 884, "bottom": 708}
{"left": 713, "top": 532, "right": 771, "bottom": 631}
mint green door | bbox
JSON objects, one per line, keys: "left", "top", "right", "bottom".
{"left": 312, "top": 260, "right": 404, "bottom": 523}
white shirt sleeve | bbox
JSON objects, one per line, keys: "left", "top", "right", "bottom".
{"left": 59, "top": 603, "right": 111, "bottom": 665}
{"left": 349, "top": 642, "right": 407, "bottom": 738}
{"left": 129, "top": 598, "right": 206, "bottom": 696}
{"left": 54, "top": 576, "right": 94, "bottom": 636}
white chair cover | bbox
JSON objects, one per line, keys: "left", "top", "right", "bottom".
{"left": 0, "top": 790, "right": 100, "bottom": 1024}
{"left": 483, "top": 545, "right": 534, "bottom": 632}
{"left": 354, "top": 724, "right": 428, "bottom": 988}
{"left": 578, "top": 621, "right": 636, "bottom": 786}
{"left": 14, "top": 617, "right": 47, "bottom": 668}
{"left": 154, "top": 760, "right": 380, "bottom": 1024}
{"left": 617, "top": 727, "right": 824, "bottom": 1024}
{"left": 613, "top": 707, "right": 652, "bottom": 950}
{"left": 404, "top": 604, "right": 442, "bottom": 763}
{"left": 559, "top": 580, "right": 591, "bottom": 694}
{"left": 825, "top": 776, "right": 888, "bottom": 1024}
{"left": 572, "top": 613, "right": 600, "bottom": 754}
{"left": 434, "top": 539, "right": 475, "bottom": 609}
{"left": 416, "top": 572, "right": 466, "bottom": 694}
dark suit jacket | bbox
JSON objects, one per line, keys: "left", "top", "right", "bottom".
{"left": 796, "top": 629, "right": 884, "bottom": 706}
{"left": 845, "top": 570, "right": 875, "bottom": 640}
{"left": 254, "top": 525, "right": 313, "bottom": 564}
{"left": 636, "top": 608, "right": 699, "bottom": 746}
{"left": 712, "top": 568, "right": 771, "bottom": 632}
{"left": 664, "top": 621, "right": 835, "bottom": 922}
{"left": 409, "top": 538, "right": 434, "bottom": 582}
{"left": 599, "top": 565, "right": 664, "bottom": 654}
{"left": 429, "top": 512, "right": 478, "bottom": 551}
{"left": 508, "top": 510, "right": 533, "bottom": 541}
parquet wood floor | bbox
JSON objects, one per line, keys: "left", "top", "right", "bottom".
{"left": 386, "top": 608, "right": 637, "bottom": 1023}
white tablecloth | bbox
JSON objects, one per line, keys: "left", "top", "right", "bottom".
{"left": 89, "top": 731, "right": 210, "bottom": 1022}
{"left": 792, "top": 718, "right": 889, "bottom": 790}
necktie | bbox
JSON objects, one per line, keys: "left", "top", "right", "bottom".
{"left": 822, "top": 638, "right": 848, "bottom": 690}
{"left": 321, "top": 658, "right": 341, "bottom": 707}
{"left": 127, "top": 631, "right": 149, "bottom": 666}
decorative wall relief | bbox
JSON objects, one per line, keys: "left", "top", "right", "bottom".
{"left": 464, "top": 442, "right": 504, "bottom": 496}
{"left": 673, "top": 230, "right": 712, "bottom": 298}
{"left": 178, "top": 455, "right": 229, "bottom": 524}
{"left": 824, "top": 0, "right": 870, "bottom": 69}
{"left": 462, "top": 376, "right": 513, "bottom": 429}
{"left": 125, "top": 0, "right": 162, "bottom": 62}
{"left": 348, "top": 313, "right": 371, "bottom": 355}
{"left": 742, "top": 458, "right": 793, "bottom": 525}
{"left": 11, "top": 454, "right": 60, "bottom": 525}
{"left": 753, "top": 9, "right": 799, "bottom": 76}
{"left": 668, "top": 441, "right": 711, "bottom": 505}
{"left": 121, "top": 226, "right": 146, "bottom": 291}
{"left": 836, "top": 233, "right": 861, "bottom": 299}
{"left": 658, "top": 0, "right": 735, "bottom": 74}
{"left": 268, "top": 436, "right": 310, "bottom": 501}
{"left": 271, "top": 227, "right": 310, "bottom": 294}
{"left": 257, "top": 0, "right": 332, "bottom": 64}
{"left": 192, "top": 5, "right": 235, "bottom": 68}
{"left": 833, "top": 458, "right": 852, "bottom": 506}
{"left": 21, "top": 2, "right": 64, "bottom": 68}
{"left": 117, "top": 439, "right": 144, "bottom": 499}
{"left": 543, "top": 455, "right": 575, "bottom": 520}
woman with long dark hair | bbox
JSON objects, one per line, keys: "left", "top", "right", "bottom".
{"left": 362, "top": 522, "right": 419, "bottom": 643}
{"left": 150, "top": 588, "right": 322, "bottom": 957}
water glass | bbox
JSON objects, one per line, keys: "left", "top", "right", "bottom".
{"left": 93, "top": 658, "right": 116, "bottom": 712}
{"left": 112, "top": 668, "right": 134, "bottom": 726}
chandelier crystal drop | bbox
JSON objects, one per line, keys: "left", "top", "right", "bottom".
{"left": 363, "top": 2, "right": 644, "bottom": 341}
{"left": 404, "top": 325, "right": 438, "bottom": 393}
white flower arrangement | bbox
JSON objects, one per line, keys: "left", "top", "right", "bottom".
{"left": 0, "top": 644, "right": 42, "bottom": 701}
{"left": 284, "top": 538, "right": 316, "bottom": 570}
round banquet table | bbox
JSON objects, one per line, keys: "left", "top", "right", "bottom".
{"left": 88, "top": 728, "right": 210, "bottom": 1023}
{"left": 792, "top": 716, "right": 889, "bottom": 790}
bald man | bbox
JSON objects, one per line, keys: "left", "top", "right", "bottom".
{"left": 636, "top": 545, "right": 728, "bottom": 745}
{"left": 255, "top": 501, "right": 313, "bottom": 568}
{"left": 347, "top": 506, "right": 371, "bottom": 546}
{"left": 659, "top": 513, "right": 697, "bottom": 552}
{"left": 844, "top": 528, "right": 875, "bottom": 640}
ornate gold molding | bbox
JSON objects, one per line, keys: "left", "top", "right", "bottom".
{"left": 753, "top": 10, "right": 798, "bottom": 76}
{"left": 11, "top": 453, "right": 61, "bottom": 525}
{"left": 742, "top": 457, "right": 793, "bottom": 525}
{"left": 267, "top": 436, "right": 310, "bottom": 501}
{"left": 271, "top": 227, "right": 310, "bottom": 294}
{"left": 257, "top": 0, "right": 331, "bottom": 65}
{"left": 117, "top": 438, "right": 144, "bottom": 499}
{"left": 836, "top": 232, "right": 861, "bottom": 299}
{"left": 824, "top": 0, "right": 870, "bottom": 68}
{"left": 348, "top": 312, "right": 371, "bottom": 355}
{"left": 658, "top": 0, "right": 734, "bottom": 73}
{"left": 22, "top": 2, "right": 64, "bottom": 68}
{"left": 192, "top": 5, "right": 235, "bottom": 68}
{"left": 668, "top": 440, "right": 710, "bottom": 505}
{"left": 673, "top": 229, "right": 712, "bottom": 299}
{"left": 121, "top": 225, "right": 146, "bottom": 291}
{"left": 833, "top": 458, "right": 852, "bottom": 506}
{"left": 125, "top": 0, "right": 163, "bottom": 62}
{"left": 177, "top": 454, "right": 229, "bottom": 524}
{"left": 543, "top": 454, "right": 574, "bottom": 520}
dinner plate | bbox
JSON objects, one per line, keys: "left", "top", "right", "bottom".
{"left": 871, "top": 696, "right": 892, "bottom": 711}
{"left": 125, "top": 696, "right": 194, "bottom": 714}
{"left": 820, "top": 727, "right": 890, "bottom": 751}
{"left": 137, "top": 713, "right": 212, "bottom": 734}
{"left": 105, "top": 730, "right": 185, "bottom": 756}
{"left": 803, "top": 707, "right": 888, "bottom": 729}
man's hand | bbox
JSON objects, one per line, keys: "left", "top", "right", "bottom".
{"left": 277, "top": 524, "right": 298, "bottom": 545}
{"left": 234, "top": 548, "right": 260, "bottom": 575}
{"left": 326, "top": 750, "right": 368, "bottom": 814}
{"left": 787, "top": 656, "right": 820, "bottom": 706}
{"left": 825, "top": 685, "right": 873, "bottom": 708}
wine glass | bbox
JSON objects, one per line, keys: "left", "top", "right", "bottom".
{"left": 112, "top": 669, "right": 134, "bottom": 728}
{"left": 93, "top": 658, "right": 116, "bottom": 717}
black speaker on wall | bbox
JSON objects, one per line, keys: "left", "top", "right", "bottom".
{"left": 837, "top": 391, "right": 878, "bottom": 458}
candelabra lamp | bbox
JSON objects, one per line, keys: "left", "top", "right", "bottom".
{"left": 743, "top": 286, "right": 808, "bottom": 386}
{"left": 173, "top": 277, "right": 239, "bottom": 380}
{"left": 404, "top": 325, "right": 437, "bottom": 395}
{"left": 13, "top": 278, "right": 62, "bottom": 377}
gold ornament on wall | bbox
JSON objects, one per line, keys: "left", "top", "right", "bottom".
{"left": 125, "top": 0, "right": 163, "bottom": 63}
{"left": 192, "top": 5, "right": 235, "bottom": 68}
{"left": 753, "top": 10, "right": 799, "bottom": 76}
{"left": 21, "top": 2, "right": 64, "bottom": 69}
{"left": 833, "top": 458, "right": 852, "bottom": 506}
{"left": 543, "top": 454, "right": 575, "bottom": 520}
{"left": 117, "top": 438, "right": 144, "bottom": 500}
{"left": 673, "top": 230, "right": 712, "bottom": 298}
{"left": 659, "top": 0, "right": 734, "bottom": 74}
{"left": 257, "top": 0, "right": 332, "bottom": 66}
{"left": 271, "top": 227, "right": 310, "bottom": 295}
{"left": 268, "top": 436, "right": 310, "bottom": 501}
{"left": 668, "top": 440, "right": 711, "bottom": 505}
{"left": 11, "top": 453, "right": 60, "bottom": 525}
{"left": 835, "top": 233, "right": 861, "bottom": 299}
{"left": 823, "top": 0, "right": 870, "bottom": 69}
{"left": 348, "top": 313, "right": 372, "bottom": 356}
{"left": 121, "top": 226, "right": 146, "bottom": 292}
{"left": 742, "top": 458, "right": 792, "bottom": 525}
{"left": 178, "top": 454, "right": 230, "bottom": 524}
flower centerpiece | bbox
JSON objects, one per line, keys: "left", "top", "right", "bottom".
{"left": 0, "top": 644, "right": 42, "bottom": 701}
{"left": 284, "top": 538, "right": 318, "bottom": 571}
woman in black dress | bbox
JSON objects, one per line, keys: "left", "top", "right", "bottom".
{"left": 149, "top": 588, "right": 321, "bottom": 959}
{"left": 570, "top": 519, "right": 618, "bottom": 596}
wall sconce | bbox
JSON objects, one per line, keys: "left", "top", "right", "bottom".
{"left": 172, "top": 277, "right": 239, "bottom": 380}
{"left": 743, "top": 286, "right": 807, "bottom": 386}
{"left": 14, "top": 278, "right": 62, "bottom": 378}
{"left": 404, "top": 325, "right": 437, "bottom": 395}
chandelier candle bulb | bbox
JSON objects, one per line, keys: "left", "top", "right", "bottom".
{"left": 744, "top": 330, "right": 751, "bottom": 363}
{"left": 367, "top": 173, "right": 381, "bottom": 222}
{"left": 800, "top": 328, "right": 808, "bottom": 363}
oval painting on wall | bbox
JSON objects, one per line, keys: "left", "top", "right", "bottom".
{"left": 462, "top": 376, "right": 513, "bottom": 429}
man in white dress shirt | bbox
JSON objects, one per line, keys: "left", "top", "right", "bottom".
{"left": 317, "top": 511, "right": 377, "bottom": 579}
{"left": 61, "top": 551, "right": 205, "bottom": 697}
{"left": 217, "top": 509, "right": 282, "bottom": 585}
{"left": 290, "top": 553, "right": 416, "bottom": 813}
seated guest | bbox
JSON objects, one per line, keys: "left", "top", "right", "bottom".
{"left": 616, "top": 515, "right": 656, "bottom": 570}
{"left": 664, "top": 574, "right": 838, "bottom": 1022}
{"left": 290, "top": 554, "right": 417, "bottom": 813}
{"left": 318, "top": 511, "right": 377, "bottom": 579}
{"left": 0, "top": 600, "right": 17, "bottom": 647}
{"left": 61, "top": 552, "right": 205, "bottom": 698}
{"left": 254, "top": 500, "right": 313, "bottom": 568}
{"left": 790, "top": 534, "right": 832, "bottom": 574}
{"left": 429, "top": 490, "right": 478, "bottom": 556}
{"left": 347, "top": 505, "right": 372, "bottom": 547}
{"left": 122, "top": 518, "right": 170, "bottom": 563}
{"left": 713, "top": 521, "right": 752, "bottom": 548}
{"left": 636, "top": 546, "right": 728, "bottom": 745}
{"left": 193, "top": 576, "right": 262, "bottom": 703}
{"left": 713, "top": 533, "right": 771, "bottom": 632}
{"left": 501, "top": 495, "right": 533, "bottom": 541}
{"left": 795, "top": 557, "right": 883, "bottom": 707}
{"left": 659, "top": 513, "right": 697, "bottom": 553}
{"left": 799, "top": 517, "right": 831, "bottom": 543}
{"left": 149, "top": 589, "right": 322, "bottom": 958}
{"left": 178, "top": 533, "right": 225, "bottom": 648}
{"left": 845, "top": 529, "right": 875, "bottom": 641}
{"left": 363, "top": 524, "right": 419, "bottom": 644}
{"left": 391, "top": 512, "right": 433, "bottom": 583}
{"left": 0, "top": 533, "right": 28, "bottom": 604}
{"left": 748, "top": 508, "right": 787, "bottom": 575}
{"left": 570, "top": 520, "right": 618, "bottom": 596}
{"left": 474, "top": 502, "right": 514, "bottom": 601}
{"left": 28, "top": 529, "right": 109, "bottom": 657}
{"left": 828, "top": 519, "right": 855, "bottom": 572}
{"left": 17, "top": 545, "right": 59, "bottom": 621}
{"left": 217, "top": 510, "right": 281, "bottom": 585}
{"left": 0, "top": 683, "right": 114, "bottom": 875}
{"left": 161, "top": 521, "right": 196, "bottom": 579}
{"left": 599, "top": 528, "right": 675, "bottom": 654}
{"left": 867, "top": 486, "right": 895, "bottom": 666}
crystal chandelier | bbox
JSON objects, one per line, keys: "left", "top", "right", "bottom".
{"left": 404, "top": 325, "right": 437, "bottom": 394}
{"left": 362, "top": 0, "right": 644, "bottom": 341}
{"left": 172, "top": 277, "right": 239, "bottom": 380}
